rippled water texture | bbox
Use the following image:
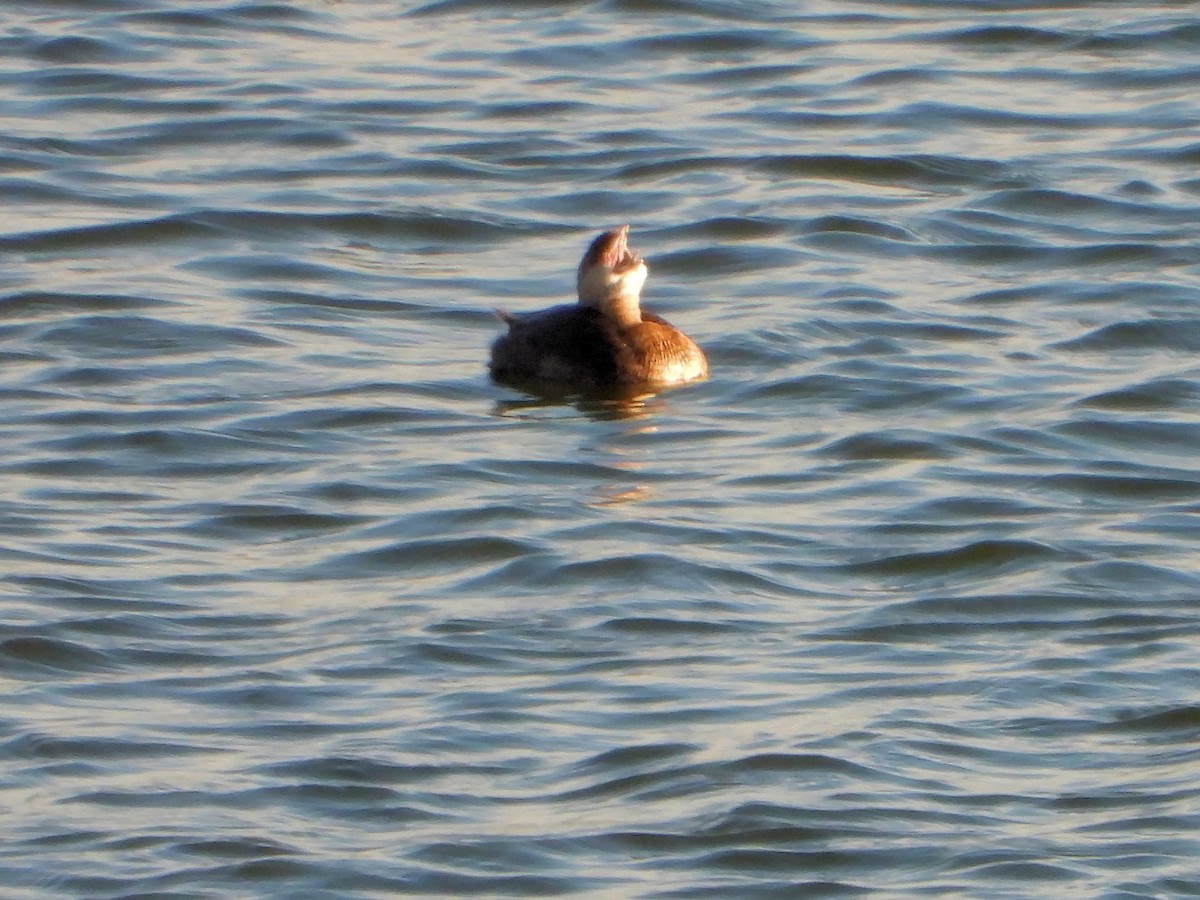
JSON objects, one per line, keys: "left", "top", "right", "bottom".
{"left": 3, "top": 0, "right": 1199, "bottom": 896}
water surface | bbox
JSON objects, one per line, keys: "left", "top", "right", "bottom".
{"left": 2, "top": 1, "right": 1199, "bottom": 896}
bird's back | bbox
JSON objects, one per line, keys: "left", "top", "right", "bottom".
{"left": 490, "top": 305, "right": 620, "bottom": 388}
{"left": 489, "top": 305, "right": 706, "bottom": 389}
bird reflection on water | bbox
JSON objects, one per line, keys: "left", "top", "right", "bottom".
{"left": 490, "top": 382, "right": 673, "bottom": 506}
{"left": 491, "top": 383, "right": 666, "bottom": 422}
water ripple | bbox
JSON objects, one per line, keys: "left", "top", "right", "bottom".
{"left": 2, "top": 0, "right": 1199, "bottom": 897}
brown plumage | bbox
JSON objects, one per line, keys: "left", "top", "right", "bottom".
{"left": 489, "top": 226, "right": 707, "bottom": 390}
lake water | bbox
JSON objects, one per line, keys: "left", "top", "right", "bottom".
{"left": 2, "top": 1, "right": 1199, "bottom": 896}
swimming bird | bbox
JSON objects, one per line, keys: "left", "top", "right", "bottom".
{"left": 489, "top": 225, "right": 707, "bottom": 391}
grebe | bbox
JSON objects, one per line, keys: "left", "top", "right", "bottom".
{"left": 489, "top": 225, "right": 708, "bottom": 390}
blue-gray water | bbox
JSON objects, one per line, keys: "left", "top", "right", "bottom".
{"left": 3, "top": 1, "right": 1199, "bottom": 897}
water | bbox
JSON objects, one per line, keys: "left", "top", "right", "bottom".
{"left": 2, "top": 0, "right": 1199, "bottom": 896}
